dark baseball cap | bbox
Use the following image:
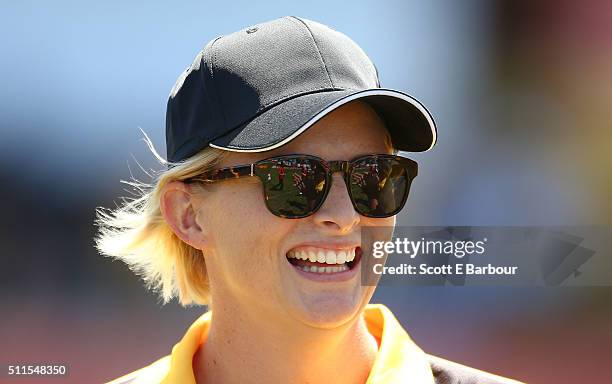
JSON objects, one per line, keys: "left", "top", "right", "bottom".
{"left": 166, "top": 16, "right": 437, "bottom": 163}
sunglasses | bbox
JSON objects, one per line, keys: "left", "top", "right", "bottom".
{"left": 186, "top": 154, "right": 418, "bottom": 219}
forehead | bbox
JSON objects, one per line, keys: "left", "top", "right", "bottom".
{"left": 222, "top": 101, "right": 392, "bottom": 165}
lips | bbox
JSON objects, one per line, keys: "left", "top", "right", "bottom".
{"left": 286, "top": 246, "right": 362, "bottom": 275}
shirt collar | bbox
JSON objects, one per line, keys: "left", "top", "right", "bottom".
{"left": 161, "top": 303, "right": 435, "bottom": 384}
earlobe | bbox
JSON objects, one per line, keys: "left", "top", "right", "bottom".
{"left": 160, "top": 181, "right": 206, "bottom": 249}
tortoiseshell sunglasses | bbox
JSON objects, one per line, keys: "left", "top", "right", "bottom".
{"left": 186, "top": 154, "right": 418, "bottom": 219}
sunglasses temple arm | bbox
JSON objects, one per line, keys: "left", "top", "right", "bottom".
{"left": 189, "top": 164, "right": 256, "bottom": 182}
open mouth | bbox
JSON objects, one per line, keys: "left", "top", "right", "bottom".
{"left": 286, "top": 246, "right": 363, "bottom": 274}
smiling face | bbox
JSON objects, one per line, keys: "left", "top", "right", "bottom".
{"left": 190, "top": 100, "right": 395, "bottom": 328}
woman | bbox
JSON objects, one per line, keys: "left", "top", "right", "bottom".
{"left": 97, "top": 16, "right": 522, "bottom": 384}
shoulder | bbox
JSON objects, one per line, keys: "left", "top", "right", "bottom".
{"left": 427, "top": 354, "right": 525, "bottom": 384}
{"left": 105, "top": 355, "right": 171, "bottom": 384}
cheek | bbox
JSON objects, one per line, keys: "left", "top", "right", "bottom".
{"left": 363, "top": 215, "right": 395, "bottom": 228}
{"left": 361, "top": 216, "right": 396, "bottom": 252}
{"left": 199, "top": 182, "right": 294, "bottom": 277}
{"left": 207, "top": 182, "right": 268, "bottom": 246}
{"left": 201, "top": 179, "right": 264, "bottom": 218}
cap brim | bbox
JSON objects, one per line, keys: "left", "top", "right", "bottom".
{"left": 209, "top": 88, "right": 437, "bottom": 153}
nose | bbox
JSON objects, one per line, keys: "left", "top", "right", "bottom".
{"left": 312, "top": 173, "right": 360, "bottom": 233}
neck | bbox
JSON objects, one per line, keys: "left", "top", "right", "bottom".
{"left": 194, "top": 299, "right": 379, "bottom": 384}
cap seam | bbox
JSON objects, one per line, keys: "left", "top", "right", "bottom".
{"left": 208, "top": 36, "right": 228, "bottom": 131}
{"left": 207, "top": 87, "right": 347, "bottom": 144}
{"left": 289, "top": 16, "right": 334, "bottom": 88}
{"left": 262, "top": 84, "right": 329, "bottom": 111}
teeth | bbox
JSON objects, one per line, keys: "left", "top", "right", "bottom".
{"left": 308, "top": 251, "right": 317, "bottom": 262}
{"left": 287, "top": 247, "right": 358, "bottom": 266}
{"left": 336, "top": 251, "right": 346, "bottom": 264}
{"left": 325, "top": 251, "right": 336, "bottom": 264}
{"left": 296, "top": 264, "right": 349, "bottom": 273}
{"left": 346, "top": 248, "right": 355, "bottom": 262}
{"left": 316, "top": 251, "right": 326, "bottom": 263}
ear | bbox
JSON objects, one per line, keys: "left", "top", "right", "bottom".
{"left": 160, "top": 180, "right": 206, "bottom": 249}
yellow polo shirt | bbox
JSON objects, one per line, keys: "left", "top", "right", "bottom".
{"left": 106, "top": 304, "right": 521, "bottom": 384}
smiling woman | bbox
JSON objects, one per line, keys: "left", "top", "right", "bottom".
{"left": 95, "top": 16, "right": 522, "bottom": 384}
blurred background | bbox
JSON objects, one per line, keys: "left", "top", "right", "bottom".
{"left": 1, "top": 0, "right": 611, "bottom": 383}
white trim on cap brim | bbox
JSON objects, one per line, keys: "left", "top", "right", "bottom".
{"left": 209, "top": 88, "right": 437, "bottom": 153}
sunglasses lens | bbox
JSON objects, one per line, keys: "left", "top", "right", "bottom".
{"left": 257, "top": 156, "right": 327, "bottom": 218}
{"left": 349, "top": 157, "right": 412, "bottom": 217}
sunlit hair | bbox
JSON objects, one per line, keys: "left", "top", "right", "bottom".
{"left": 94, "top": 130, "right": 228, "bottom": 306}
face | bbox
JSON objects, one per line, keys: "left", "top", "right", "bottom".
{"left": 190, "top": 100, "right": 395, "bottom": 329}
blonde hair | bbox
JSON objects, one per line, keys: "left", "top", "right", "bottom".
{"left": 94, "top": 132, "right": 228, "bottom": 307}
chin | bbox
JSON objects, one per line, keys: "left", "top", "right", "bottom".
{"left": 287, "top": 287, "right": 375, "bottom": 329}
